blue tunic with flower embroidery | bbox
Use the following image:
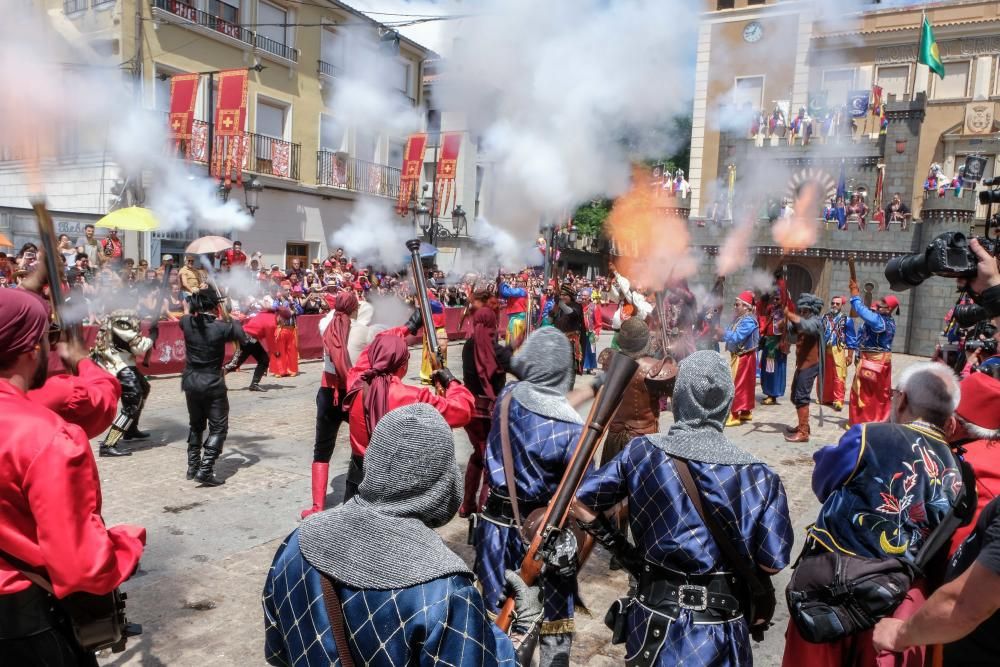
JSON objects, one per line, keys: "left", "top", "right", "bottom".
{"left": 809, "top": 421, "right": 963, "bottom": 561}
{"left": 575, "top": 436, "right": 793, "bottom": 667}
{"left": 263, "top": 531, "right": 516, "bottom": 666}
{"left": 473, "top": 383, "right": 583, "bottom": 635}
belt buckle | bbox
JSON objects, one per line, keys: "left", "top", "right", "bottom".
{"left": 677, "top": 584, "right": 708, "bottom": 611}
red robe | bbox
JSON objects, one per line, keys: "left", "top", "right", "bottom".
{"left": 345, "top": 326, "right": 475, "bottom": 457}
{"left": 242, "top": 310, "right": 278, "bottom": 353}
{"left": 0, "top": 380, "right": 145, "bottom": 596}
{"left": 28, "top": 359, "right": 122, "bottom": 439}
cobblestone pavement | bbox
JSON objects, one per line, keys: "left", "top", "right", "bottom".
{"left": 92, "top": 338, "right": 925, "bottom": 667}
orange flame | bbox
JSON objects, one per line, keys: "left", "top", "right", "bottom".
{"left": 716, "top": 216, "right": 755, "bottom": 277}
{"left": 606, "top": 168, "right": 696, "bottom": 290}
{"left": 772, "top": 181, "right": 820, "bottom": 251}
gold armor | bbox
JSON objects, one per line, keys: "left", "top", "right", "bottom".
{"left": 92, "top": 309, "right": 153, "bottom": 374}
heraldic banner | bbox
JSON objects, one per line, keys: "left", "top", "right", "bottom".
{"left": 396, "top": 133, "right": 428, "bottom": 215}
{"left": 168, "top": 73, "right": 200, "bottom": 158}
{"left": 435, "top": 132, "right": 462, "bottom": 216}
{"left": 212, "top": 68, "right": 248, "bottom": 186}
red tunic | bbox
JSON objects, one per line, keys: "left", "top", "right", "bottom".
{"left": 28, "top": 359, "right": 122, "bottom": 439}
{"left": 242, "top": 310, "right": 278, "bottom": 353}
{"left": 345, "top": 326, "right": 475, "bottom": 457}
{"left": 0, "top": 380, "right": 145, "bottom": 596}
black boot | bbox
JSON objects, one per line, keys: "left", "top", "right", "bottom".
{"left": 99, "top": 443, "right": 132, "bottom": 457}
{"left": 343, "top": 454, "right": 364, "bottom": 502}
{"left": 248, "top": 383, "right": 267, "bottom": 392}
{"left": 194, "top": 435, "right": 226, "bottom": 486}
{"left": 124, "top": 428, "right": 151, "bottom": 441}
{"left": 186, "top": 431, "right": 203, "bottom": 480}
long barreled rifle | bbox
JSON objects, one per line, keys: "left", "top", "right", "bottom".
{"left": 406, "top": 239, "right": 444, "bottom": 373}
{"left": 143, "top": 259, "right": 173, "bottom": 367}
{"left": 31, "top": 197, "right": 82, "bottom": 343}
{"left": 493, "top": 351, "right": 639, "bottom": 633}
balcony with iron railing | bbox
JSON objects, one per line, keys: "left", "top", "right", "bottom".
{"left": 317, "top": 151, "right": 401, "bottom": 199}
{"left": 246, "top": 133, "right": 301, "bottom": 180}
{"left": 151, "top": 0, "right": 299, "bottom": 62}
{"left": 318, "top": 60, "right": 341, "bottom": 79}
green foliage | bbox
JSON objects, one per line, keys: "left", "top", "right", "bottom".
{"left": 573, "top": 200, "right": 612, "bottom": 236}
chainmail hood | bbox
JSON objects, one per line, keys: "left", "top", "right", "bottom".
{"left": 510, "top": 327, "right": 583, "bottom": 424}
{"left": 649, "top": 350, "right": 760, "bottom": 465}
{"left": 298, "top": 403, "right": 471, "bottom": 589}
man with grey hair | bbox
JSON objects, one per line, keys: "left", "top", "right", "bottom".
{"left": 781, "top": 361, "right": 965, "bottom": 665}
{"left": 263, "top": 404, "right": 538, "bottom": 665}
{"left": 573, "top": 350, "right": 793, "bottom": 666}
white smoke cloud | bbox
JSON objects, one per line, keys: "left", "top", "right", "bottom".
{"left": 330, "top": 197, "right": 413, "bottom": 270}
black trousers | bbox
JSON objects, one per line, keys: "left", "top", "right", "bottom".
{"left": 0, "top": 587, "right": 97, "bottom": 667}
{"left": 230, "top": 338, "right": 269, "bottom": 385}
{"left": 314, "top": 387, "right": 347, "bottom": 463}
{"left": 185, "top": 390, "right": 229, "bottom": 438}
{"left": 117, "top": 366, "right": 150, "bottom": 418}
{"left": 791, "top": 364, "right": 820, "bottom": 408}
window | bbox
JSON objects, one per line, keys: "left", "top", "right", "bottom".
{"left": 388, "top": 138, "right": 405, "bottom": 169}
{"left": 931, "top": 61, "right": 970, "bottom": 100}
{"left": 822, "top": 69, "right": 855, "bottom": 108}
{"left": 257, "top": 1, "right": 287, "bottom": 46}
{"left": 320, "top": 114, "right": 345, "bottom": 152}
{"left": 747, "top": 0, "right": 766, "bottom": 4}
{"left": 256, "top": 99, "right": 286, "bottom": 139}
{"left": 391, "top": 60, "right": 411, "bottom": 95}
{"left": 285, "top": 243, "right": 309, "bottom": 270}
{"left": 63, "top": 0, "right": 86, "bottom": 13}
{"left": 716, "top": 0, "right": 734, "bottom": 9}
{"left": 875, "top": 65, "right": 909, "bottom": 101}
{"left": 355, "top": 132, "right": 377, "bottom": 162}
{"left": 206, "top": 0, "right": 239, "bottom": 23}
{"left": 733, "top": 75, "right": 764, "bottom": 110}
{"left": 320, "top": 28, "right": 344, "bottom": 71}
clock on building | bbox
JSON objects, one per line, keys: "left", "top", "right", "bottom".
{"left": 743, "top": 21, "right": 764, "bottom": 43}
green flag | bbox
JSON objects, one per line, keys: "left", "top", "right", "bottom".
{"left": 918, "top": 15, "right": 945, "bottom": 79}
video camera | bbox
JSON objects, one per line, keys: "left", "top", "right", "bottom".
{"left": 885, "top": 231, "right": 998, "bottom": 292}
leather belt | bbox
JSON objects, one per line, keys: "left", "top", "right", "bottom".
{"left": 635, "top": 561, "right": 745, "bottom": 622}
{"left": 481, "top": 489, "right": 545, "bottom": 527}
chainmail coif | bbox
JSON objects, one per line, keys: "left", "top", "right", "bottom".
{"left": 510, "top": 327, "right": 583, "bottom": 424}
{"left": 297, "top": 403, "right": 471, "bottom": 589}
{"left": 650, "top": 350, "right": 760, "bottom": 465}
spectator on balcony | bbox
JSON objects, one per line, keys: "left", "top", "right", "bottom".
{"left": 884, "top": 192, "right": 911, "bottom": 231}
{"left": 223, "top": 240, "right": 247, "bottom": 267}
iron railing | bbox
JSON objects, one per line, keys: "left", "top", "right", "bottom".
{"left": 152, "top": 0, "right": 253, "bottom": 46}
{"left": 318, "top": 60, "right": 341, "bottom": 79}
{"left": 317, "top": 151, "right": 400, "bottom": 199}
{"left": 247, "top": 132, "right": 301, "bottom": 180}
{"left": 64, "top": 0, "right": 87, "bottom": 12}
{"left": 255, "top": 33, "right": 299, "bottom": 63}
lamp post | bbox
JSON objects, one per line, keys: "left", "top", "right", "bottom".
{"left": 244, "top": 176, "right": 262, "bottom": 216}
{"left": 217, "top": 183, "right": 232, "bottom": 203}
{"left": 451, "top": 204, "right": 467, "bottom": 236}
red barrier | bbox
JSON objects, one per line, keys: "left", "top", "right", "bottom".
{"left": 65, "top": 303, "right": 621, "bottom": 377}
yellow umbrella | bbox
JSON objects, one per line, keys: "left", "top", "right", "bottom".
{"left": 95, "top": 207, "right": 160, "bottom": 232}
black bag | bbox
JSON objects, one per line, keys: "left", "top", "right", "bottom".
{"left": 786, "top": 456, "right": 976, "bottom": 644}
{"left": 785, "top": 550, "right": 915, "bottom": 643}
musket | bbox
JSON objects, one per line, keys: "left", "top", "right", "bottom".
{"left": 30, "top": 197, "right": 82, "bottom": 343}
{"left": 406, "top": 239, "right": 444, "bottom": 373}
{"left": 848, "top": 254, "right": 857, "bottom": 286}
{"left": 494, "top": 351, "right": 639, "bottom": 634}
{"left": 142, "top": 259, "right": 173, "bottom": 367}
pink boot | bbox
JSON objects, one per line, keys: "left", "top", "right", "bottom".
{"left": 300, "top": 462, "right": 330, "bottom": 519}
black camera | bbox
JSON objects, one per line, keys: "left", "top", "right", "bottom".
{"left": 953, "top": 302, "right": 992, "bottom": 328}
{"left": 966, "top": 338, "right": 999, "bottom": 356}
{"left": 885, "top": 231, "right": 999, "bottom": 292}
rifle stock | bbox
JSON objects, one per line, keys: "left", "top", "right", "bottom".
{"left": 31, "top": 197, "right": 82, "bottom": 344}
{"left": 405, "top": 240, "right": 444, "bottom": 376}
{"left": 848, "top": 255, "right": 857, "bottom": 284}
{"left": 494, "top": 351, "right": 639, "bottom": 632}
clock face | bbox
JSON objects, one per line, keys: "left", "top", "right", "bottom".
{"left": 743, "top": 21, "right": 763, "bottom": 43}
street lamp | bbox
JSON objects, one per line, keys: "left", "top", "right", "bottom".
{"left": 451, "top": 204, "right": 467, "bottom": 236}
{"left": 244, "top": 177, "right": 263, "bottom": 216}
{"left": 413, "top": 202, "right": 432, "bottom": 237}
{"left": 217, "top": 183, "right": 232, "bottom": 203}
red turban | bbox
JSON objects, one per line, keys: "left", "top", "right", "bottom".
{"left": 322, "top": 291, "right": 359, "bottom": 395}
{"left": 353, "top": 335, "right": 409, "bottom": 433}
{"left": 0, "top": 289, "right": 50, "bottom": 362}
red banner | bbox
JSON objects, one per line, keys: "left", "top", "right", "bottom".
{"left": 396, "top": 133, "right": 428, "bottom": 215}
{"left": 168, "top": 73, "right": 200, "bottom": 158}
{"left": 435, "top": 132, "right": 462, "bottom": 216}
{"left": 211, "top": 68, "right": 248, "bottom": 186}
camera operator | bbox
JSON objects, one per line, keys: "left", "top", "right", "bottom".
{"left": 966, "top": 238, "right": 1000, "bottom": 310}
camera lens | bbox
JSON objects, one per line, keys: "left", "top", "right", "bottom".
{"left": 885, "top": 253, "right": 933, "bottom": 291}
{"left": 953, "top": 303, "right": 991, "bottom": 328}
